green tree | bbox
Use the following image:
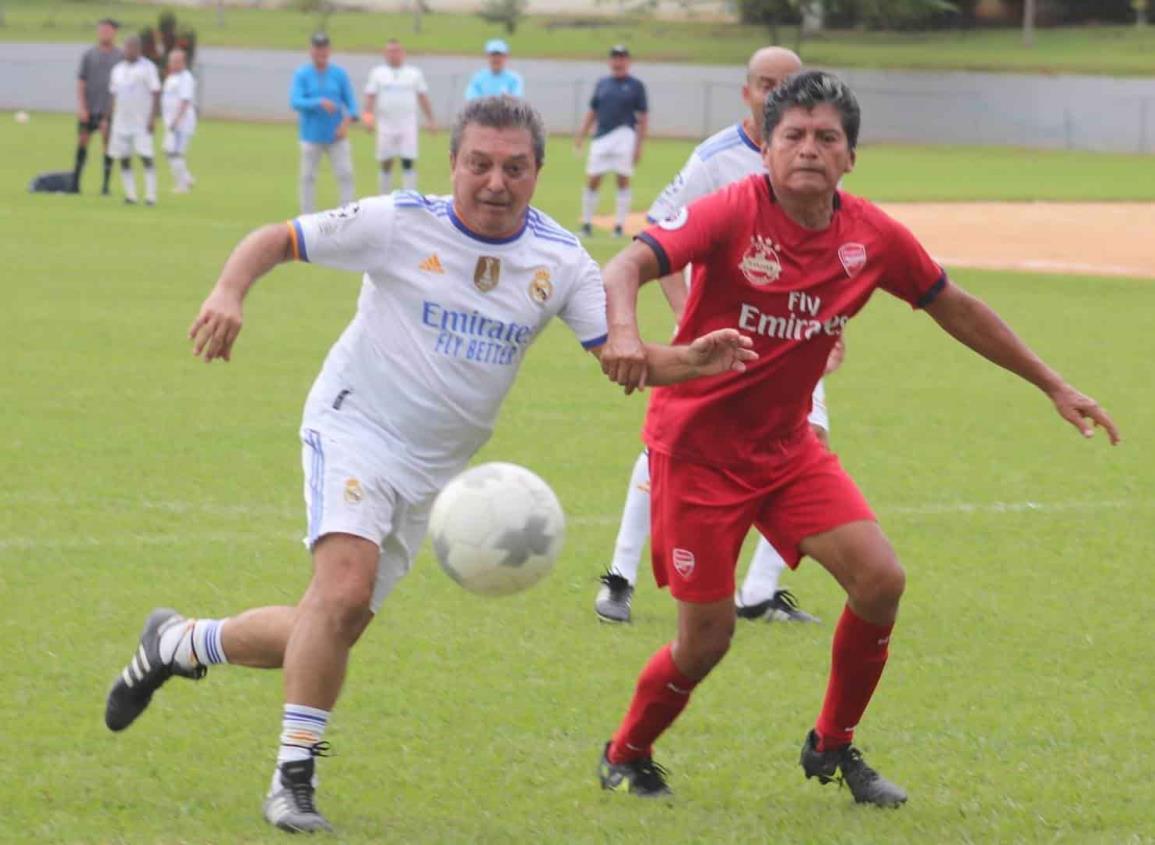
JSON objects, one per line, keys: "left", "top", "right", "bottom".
{"left": 478, "top": 0, "right": 528, "bottom": 35}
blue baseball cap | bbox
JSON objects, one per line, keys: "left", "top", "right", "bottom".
{"left": 485, "top": 39, "right": 509, "bottom": 55}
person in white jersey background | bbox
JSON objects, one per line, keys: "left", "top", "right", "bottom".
{"left": 161, "top": 49, "right": 197, "bottom": 194}
{"left": 101, "top": 96, "right": 756, "bottom": 835}
{"left": 105, "top": 35, "right": 161, "bottom": 206}
{"left": 595, "top": 46, "right": 834, "bottom": 625}
{"left": 362, "top": 38, "right": 436, "bottom": 194}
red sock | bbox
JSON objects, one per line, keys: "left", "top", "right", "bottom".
{"left": 608, "top": 643, "right": 699, "bottom": 763}
{"left": 815, "top": 604, "right": 894, "bottom": 751}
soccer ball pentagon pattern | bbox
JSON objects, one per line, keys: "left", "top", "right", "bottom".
{"left": 430, "top": 462, "right": 566, "bottom": 597}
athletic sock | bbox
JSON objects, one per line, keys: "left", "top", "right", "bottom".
{"left": 401, "top": 168, "right": 417, "bottom": 191}
{"left": 168, "top": 155, "right": 189, "bottom": 189}
{"left": 273, "top": 704, "right": 329, "bottom": 789}
{"left": 158, "top": 618, "right": 229, "bottom": 670}
{"left": 143, "top": 164, "right": 157, "bottom": 203}
{"left": 738, "top": 537, "right": 787, "bottom": 606}
{"left": 581, "top": 188, "right": 598, "bottom": 225}
{"left": 608, "top": 451, "right": 651, "bottom": 585}
{"left": 101, "top": 155, "right": 113, "bottom": 192}
{"left": 73, "top": 146, "right": 88, "bottom": 189}
{"left": 815, "top": 605, "right": 894, "bottom": 751}
{"left": 614, "top": 188, "right": 632, "bottom": 228}
{"left": 378, "top": 169, "right": 393, "bottom": 194}
{"left": 608, "top": 643, "right": 699, "bottom": 763}
{"left": 120, "top": 164, "right": 136, "bottom": 201}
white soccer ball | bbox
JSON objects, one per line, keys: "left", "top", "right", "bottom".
{"left": 429, "top": 462, "right": 565, "bottom": 597}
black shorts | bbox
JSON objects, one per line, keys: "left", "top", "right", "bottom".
{"left": 78, "top": 113, "right": 106, "bottom": 134}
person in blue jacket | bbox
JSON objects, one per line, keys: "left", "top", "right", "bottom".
{"left": 464, "top": 39, "right": 524, "bottom": 101}
{"left": 291, "top": 32, "right": 359, "bottom": 213}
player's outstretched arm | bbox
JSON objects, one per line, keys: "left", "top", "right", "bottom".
{"left": 600, "top": 240, "right": 655, "bottom": 392}
{"left": 188, "top": 224, "right": 295, "bottom": 364}
{"left": 924, "top": 282, "right": 1120, "bottom": 444}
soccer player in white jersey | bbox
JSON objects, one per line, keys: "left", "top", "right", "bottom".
{"left": 101, "top": 96, "right": 755, "bottom": 835}
{"left": 595, "top": 46, "right": 830, "bottom": 625}
{"left": 362, "top": 38, "right": 436, "bottom": 194}
{"left": 161, "top": 49, "right": 197, "bottom": 193}
{"left": 106, "top": 35, "right": 161, "bottom": 205}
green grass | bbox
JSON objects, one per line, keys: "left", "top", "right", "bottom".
{"left": 2, "top": 116, "right": 1153, "bottom": 843}
{"left": 4, "top": 0, "right": 1155, "bottom": 75}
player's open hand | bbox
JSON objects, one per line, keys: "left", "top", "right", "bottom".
{"left": 685, "top": 329, "right": 757, "bottom": 378}
{"left": 600, "top": 327, "right": 648, "bottom": 394}
{"left": 320, "top": 98, "right": 338, "bottom": 115}
{"left": 1048, "top": 383, "right": 1120, "bottom": 445}
{"left": 188, "top": 290, "right": 244, "bottom": 363}
{"left": 824, "top": 336, "right": 846, "bottom": 375}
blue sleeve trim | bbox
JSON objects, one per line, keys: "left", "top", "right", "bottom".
{"left": 293, "top": 219, "right": 310, "bottom": 262}
{"left": 581, "top": 333, "right": 609, "bottom": 350}
{"left": 916, "top": 270, "right": 948, "bottom": 308}
{"left": 636, "top": 231, "right": 670, "bottom": 277}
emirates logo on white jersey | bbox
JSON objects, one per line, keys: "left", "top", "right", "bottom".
{"left": 738, "top": 235, "right": 783, "bottom": 286}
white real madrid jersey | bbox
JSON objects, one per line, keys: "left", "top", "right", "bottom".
{"left": 364, "top": 64, "right": 428, "bottom": 126}
{"left": 290, "top": 192, "right": 608, "bottom": 501}
{"left": 109, "top": 58, "right": 161, "bottom": 133}
{"left": 647, "top": 123, "right": 762, "bottom": 223}
{"left": 161, "top": 69, "right": 197, "bottom": 133}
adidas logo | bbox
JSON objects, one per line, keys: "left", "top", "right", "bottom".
{"left": 419, "top": 254, "right": 445, "bottom": 273}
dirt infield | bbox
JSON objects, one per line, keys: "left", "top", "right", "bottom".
{"left": 593, "top": 203, "right": 1155, "bottom": 280}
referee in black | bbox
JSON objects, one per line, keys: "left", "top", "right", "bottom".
{"left": 74, "top": 18, "right": 123, "bottom": 194}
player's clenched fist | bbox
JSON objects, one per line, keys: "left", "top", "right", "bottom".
{"left": 685, "top": 329, "right": 757, "bottom": 377}
{"left": 600, "top": 328, "right": 648, "bottom": 394}
{"left": 188, "top": 289, "right": 244, "bottom": 363}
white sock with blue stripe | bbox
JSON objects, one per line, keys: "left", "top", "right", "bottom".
{"left": 158, "top": 618, "right": 228, "bottom": 670}
{"left": 277, "top": 704, "right": 330, "bottom": 766}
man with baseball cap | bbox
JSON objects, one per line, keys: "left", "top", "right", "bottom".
{"left": 464, "top": 39, "right": 524, "bottom": 100}
{"left": 290, "top": 32, "right": 359, "bottom": 213}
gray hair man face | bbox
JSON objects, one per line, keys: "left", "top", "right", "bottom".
{"left": 449, "top": 96, "right": 546, "bottom": 239}
{"left": 742, "top": 46, "right": 802, "bottom": 144}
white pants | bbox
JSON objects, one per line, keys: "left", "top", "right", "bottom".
{"left": 109, "top": 128, "right": 155, "bottom": 159}
{"left": 299, "top": 138, "right": 355, "bottom": 214}
{"left": 586, "top": 126, "right": 636, "bottom": 177}
{"left": 376, "top": 121, "right": 419, "bottom": 161}
{"left": 163, "top": 126, "right": 194, "bottom": 156}
{"left": 301, "top": 425, "right": 432, "bottom": 612}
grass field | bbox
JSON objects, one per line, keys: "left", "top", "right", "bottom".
{"left": 4, "top": 0, "right": 1155, "bottom": 75}
{"left": 2, "top": 115, "right": 1153, "bottom": 843}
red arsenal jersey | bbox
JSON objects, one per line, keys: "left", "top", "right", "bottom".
{"left": 639, "top": 173, "right": 946, "bottom": 469}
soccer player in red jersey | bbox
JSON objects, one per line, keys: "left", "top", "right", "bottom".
{"left": 596, "top": 70, "right": 1120, "bottom": 805}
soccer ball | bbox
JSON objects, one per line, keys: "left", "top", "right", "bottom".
{"left": 429, "top": 462, "right": 565, "bottom": 597}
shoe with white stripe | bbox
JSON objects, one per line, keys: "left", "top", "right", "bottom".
{"left": 104, "top": 607, "right": 206, "bottom": 732}
{"left": 263, "top": 756, "right": 334, "bottom": 833}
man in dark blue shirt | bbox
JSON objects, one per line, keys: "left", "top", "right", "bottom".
{"left": 573, "top": 45, "right": 648, "bottom": 238}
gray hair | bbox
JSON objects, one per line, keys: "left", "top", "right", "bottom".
{"left": 763, "top": 70, "right": 861, "bottom": 150}
{"left": 450, "top": 96, "right": 546, "bottom": 167}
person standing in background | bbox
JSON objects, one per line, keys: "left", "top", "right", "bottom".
{"left": 162, "top": 49, "right": 197, "bottom": 194}
{"left": 291, "top": 32, "right": 359, "bottom": 213}
{"left": 362, "top": 38, "right": 436, "bottom": 194}
{"left": 74, "top": 18, "right": 123, "bottom": 194}
{"left": 464, "top": 39, "right": 523, "bottom": 100}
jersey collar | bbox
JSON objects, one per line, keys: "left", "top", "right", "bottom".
{"left": 737, "top": 123, "right": 760, "bottom": 153}
{"left": 448, "top": 204, "right": 528, "bottom": 245}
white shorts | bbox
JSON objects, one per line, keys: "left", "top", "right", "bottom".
{"left": 586, "top": 126, "right": 636, "bottom": 177}
{"left": 108, "top": 128, "right": 155, "bottom": 159}
{"left": 163, "top": 126, "right": 194, "bottom": 156}
{"left": 809, "top": 379, "right": 829, "bottom": 433}
{"left": 376, "top": 122, "right": 419, "bottom": 161}
{"left": 301, "top": 426, "right": 432, "bottom": 612}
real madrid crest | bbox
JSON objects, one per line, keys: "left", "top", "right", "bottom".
{"left": 529, "top": 266, "right": 554, "bottom": 305}
{"left": 474, "top": 256, "right": 501, "bottom": 292}
{"left": 344, "top": 478, "right": 364, "bottom": 504}
{"left": 738, "top": 234, "right": 783, "bottom": 286}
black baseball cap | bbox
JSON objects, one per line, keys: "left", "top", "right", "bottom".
{"left": 609, "top": 44, "right": 630, "bottom": 57}
{"left": 98, "top": 18, "right": 120, "bottom": 28}
{"left": 310, "top": 32, "right": 331, "bottom": 47}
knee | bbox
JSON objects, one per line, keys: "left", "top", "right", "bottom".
{"left": 302, "top": 560, "right": 375, "bottom": 639}
{"left": 400, "top": 158, "right": 414, "bottom": 170}
{"left": 854, "top": 557, "right": 906, "bottom": 610}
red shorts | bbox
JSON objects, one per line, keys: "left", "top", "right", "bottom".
{"left": 648, "top": 427, "right": 875, "bottom": 604}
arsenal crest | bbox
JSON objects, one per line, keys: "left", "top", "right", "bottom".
{"left": 672, "top": 548, "right": 696, "bottom": 578}
{"left": 474, "top": 256, "right": 501, "bottom": 292}
{"left": 838, "top": 243, "right": 867, "bottom": 277}
{"left": 738, "top": 234, "right": 783, "bottom": 286}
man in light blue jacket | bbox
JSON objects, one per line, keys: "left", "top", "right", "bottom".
{"left": 464, "top": 39, "right": 524, "bottom": 100}
{"left": 291, "top": 32, "right": 359, "bottom": 213}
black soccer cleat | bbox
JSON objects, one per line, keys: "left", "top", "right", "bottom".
{"left": 263, "top": 755, "right": 334, "bottom": 834}
{"left": 598, "top": 742, "right": 672, "bottom": 798}
{"left": 800, "top": 729, "right": 907, "bottom": 807}
{"left": 737, "top": 589, "right": 820, "bottom": 624}
{"left": 580, "top": 223, "right": 593, "bottom": 238}
{"left": 104, "top": 607, "right": 206, "bottom": 732}
{"left": 613, "top": 225, "right": 624, "bottom": 238}
{"left": 594, "top": 571, "right": 634, "bottom": 624}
